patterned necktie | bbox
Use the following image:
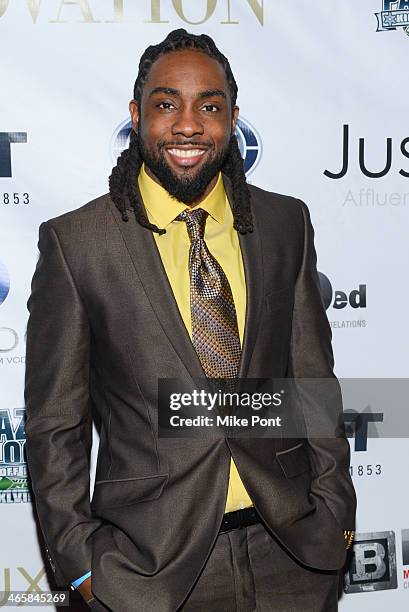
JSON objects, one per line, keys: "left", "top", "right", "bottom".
{"left": 175, "top": 208, "right": 242, "bottom": 390}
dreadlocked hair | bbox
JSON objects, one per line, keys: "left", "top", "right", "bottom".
{"left": 109, "top": 28, "right": 253, "bottom": 234}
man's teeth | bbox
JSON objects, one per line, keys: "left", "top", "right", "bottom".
{"left": 168, "top": 149, "right": 206, "bottom": 158}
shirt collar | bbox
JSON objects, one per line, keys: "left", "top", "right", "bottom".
{"left": 138, "top": 163, "right": 226, "bottom": 230}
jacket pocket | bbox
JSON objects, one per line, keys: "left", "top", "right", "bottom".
{"left": 275, "top": 442, "right": 311, "bottom": 478}
{"left": 91, "top": 473, "right": 169, "bottom": 510}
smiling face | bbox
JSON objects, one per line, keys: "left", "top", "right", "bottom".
{"left": 129, "top": 48, "right": 239, "bottom": 205}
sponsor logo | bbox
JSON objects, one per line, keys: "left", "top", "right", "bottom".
{"left": 402, "top": 529, "right": 409, "bottom": 588}
{"left": 234, "top": 117, "right": 262, "bottom": 176}
{"left": 344, "top": 531, "right": 398, "bottom": 593}
{"left": 0, "top": 408, "right": 29, "bottom": 504}
{"left": 0, "top": 1, "right": 264, "bottom": 26}
{"left": 0, "top": 327, "right": 19, "bottom": 353}
{"left": 319, "top": 272, "right": 367, "bottom": 331}
{"left": 318, "top": 272, "right": 367, "bottom": 311}
{"left": 343, "top": 411, "right": 384, "bottom": 452}
{"left": 0, "top": 565, "right": 47, "bottom": 599}
{"left": 0, "top": 132, "right": 27, "bottom": 178}
{"left": 324, "top": 125, "right": 409, "bottom": 180}
{"left": 403, "top": 529, "right": 409, "bottom": 566}
{"left": 0, "top": 327, "right": 26, "bottom": 366}
{"left": 375, "top": 1, "right": 409, "bottom": 35}
{"left": 0, "top": 260, "right": 10, "bottom": 305}
{"left": 111, "top": 116, "right": 262, "bottom": 177}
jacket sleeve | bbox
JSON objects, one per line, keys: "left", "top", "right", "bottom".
{"left": 287, "top": 200, "right": 357, "bottom": 532}
{"left": 24, "top": 220, "right": 103, "bottom": 586}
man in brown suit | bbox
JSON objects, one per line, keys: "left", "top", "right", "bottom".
{"left": 24, "top": 29, "right": 356, "bottom": 611}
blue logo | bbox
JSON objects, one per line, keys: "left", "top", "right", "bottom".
{"left": 375, "top": 1, "right": 409, "bottom": 35}
{"left": 0, "top": 260, "right": 10, "bottom": 305}
{"left": 111, "top": 116, "right": 262, "bottom": 177}
{"left": 235, "top": 117, "right": 263, "bottom": 176}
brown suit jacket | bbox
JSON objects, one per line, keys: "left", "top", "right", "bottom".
{"left": 24, "top": 174, "right": 356, "bottom": 611}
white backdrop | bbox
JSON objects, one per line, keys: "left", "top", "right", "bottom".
{"left": 1, "top": 1, "right": 409, "bottom": 609}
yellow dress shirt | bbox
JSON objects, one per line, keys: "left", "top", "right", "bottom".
{"left": 138, "top": 163, "right": 253, "bottom": 513}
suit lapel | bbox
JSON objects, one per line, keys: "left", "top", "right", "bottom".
{"left": 221, "top": 175, "right": 264, "bottom": 381}
{"left": 111, "top": 191, "right": 208, "bottom": 387}
{"left": 110, "top": 173, "right": 264, "bottom": 387}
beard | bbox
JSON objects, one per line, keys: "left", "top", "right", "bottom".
{"left": 135, "top": 130, "right": 231, "bottom": 205}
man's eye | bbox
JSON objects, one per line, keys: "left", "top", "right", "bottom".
{"left": 202, "top": 104, "right": 219, "bottom": 112}
{"left": 157, "top": 102, "right": 175, "bottom": 110}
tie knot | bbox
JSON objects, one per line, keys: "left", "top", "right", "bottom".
{"left": 176, "top": 208, "right": 209, "bottom": 241}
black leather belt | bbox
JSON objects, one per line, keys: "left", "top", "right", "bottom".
{"left": 219, "top": 506, "right": 261, "bottom": 534}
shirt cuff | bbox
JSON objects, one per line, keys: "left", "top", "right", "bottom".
{"left": 71, "top": 571, "right": 91, "bottom": 588}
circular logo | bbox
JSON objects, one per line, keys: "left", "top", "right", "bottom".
{"left": 0, "top": 260, "right": 10, "bottom": 305}
{"left": 318, "top": 272, "right": 332, "bottom": 310}
{"left": 111, "top": 116, "right": 262, "bottom": 177}
{"left": 235, "top": 117, "right": 262, "bottom": 176}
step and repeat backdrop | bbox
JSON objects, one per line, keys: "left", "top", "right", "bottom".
{"left": 1, "top": 1, "right": 408, "bottom": 610}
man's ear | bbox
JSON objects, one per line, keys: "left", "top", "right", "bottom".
{"left": 129, "top": 99, "right": 140, "bottom": 133}
{"left": 231, "top": 105, "right": 239, "bottom": 133}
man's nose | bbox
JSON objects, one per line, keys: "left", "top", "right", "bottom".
{"left": 171, "top": 108, "right": 204, "bottom": 138}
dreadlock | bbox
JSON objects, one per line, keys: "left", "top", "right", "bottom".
{"left": 109, "top": 28, "right": 253, "bottom": 234}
